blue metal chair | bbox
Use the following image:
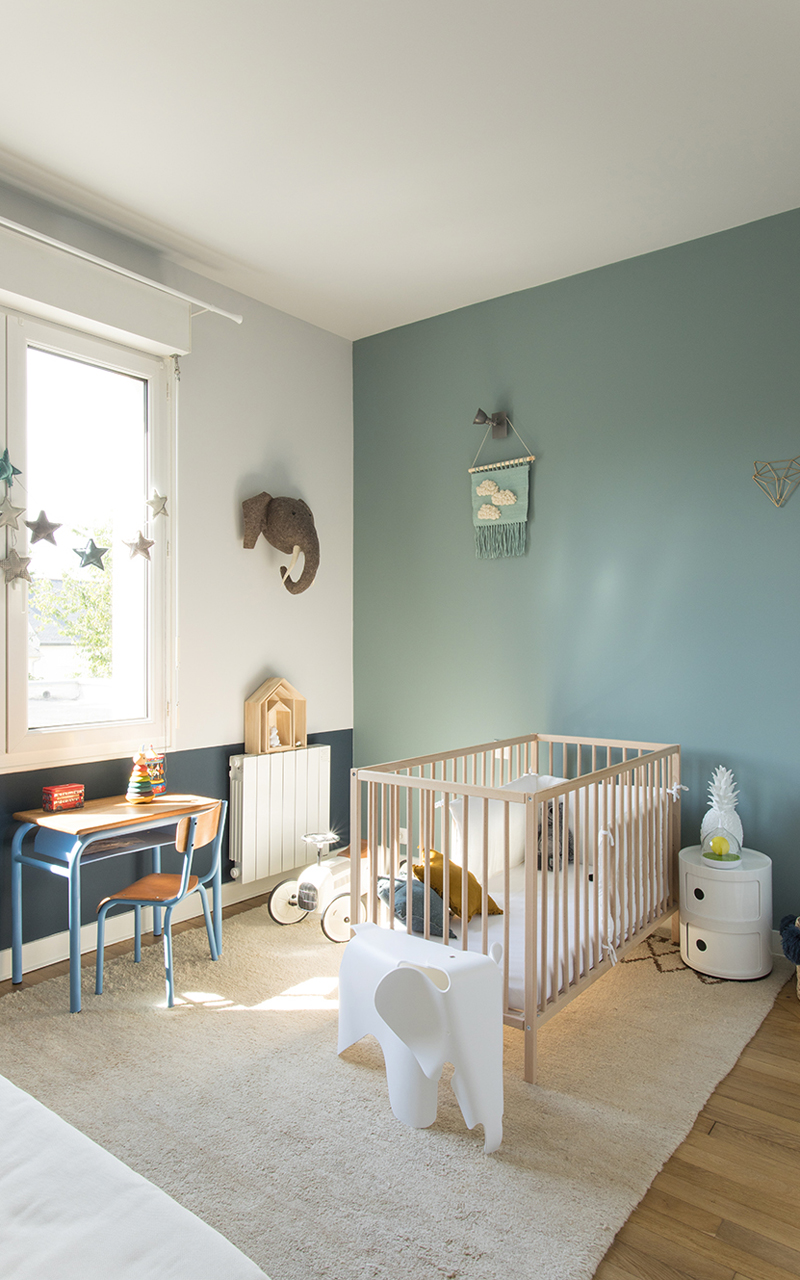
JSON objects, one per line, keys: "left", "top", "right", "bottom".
{"left": 95, "top": 801, "right": 227, "bottom": 1007}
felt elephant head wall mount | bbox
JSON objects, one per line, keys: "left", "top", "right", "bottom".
{"left": 242, "top": 492, "right": 319, "bottom": 594}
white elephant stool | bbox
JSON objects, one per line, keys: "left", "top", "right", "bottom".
{"left": 337, "top": 922, "right": 504, "bottom": 1153}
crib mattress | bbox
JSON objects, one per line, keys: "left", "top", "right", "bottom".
{"left": 446, "top": 864, "right": 601, "bottom": 1011}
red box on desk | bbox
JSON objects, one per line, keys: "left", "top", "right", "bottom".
{"left": 42, "top": 784, "right": 84, "bottom": 812}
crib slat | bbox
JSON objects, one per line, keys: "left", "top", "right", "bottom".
{"left": 481, "top": 795, "right": 489, "bottom": 955}
{"left": 503, "top": 798, "right": 510, "bottom": 1013}
{"left": 442, "top": 791, "right": 451, "bottom": 944}
{"left": 461, "top": 787, "right": 470, "bottom": 948}
{"left": 368, "top": 782, "right": 379, "bottom": 927}
{"left": 406, "top": 784, "right": 414, "bottom": 934}
{"left": 539, "top": 797, "right": 548, "bottom": 1011}
{"left": 524, "top": 794, "right": 537, "bottom": 1083}
{"left": 350, "top": 766, "right": 361, "bottom": 931}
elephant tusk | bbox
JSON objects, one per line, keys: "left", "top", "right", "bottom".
{"left": 280, "top": 544, "right": 302, "bottom": 583}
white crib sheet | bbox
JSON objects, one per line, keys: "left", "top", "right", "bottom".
{"left": 400, "top": 855, "right": 660, "bottom": 1013}
{"left": 446, "top": 864, "right": 602, "bottom": 1011}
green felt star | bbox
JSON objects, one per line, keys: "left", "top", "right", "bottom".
{"left": 74, "top": 538, "right": 109, "bottom": 570}
{"left": 123, "top": 531, "right": 155, "bottom": 560}
{"left": 0, "top": 548, "right": 31, "bottom": 584}
{"left": 147, "top": 491, "right": 169, "bottom": 518}
{"left": 25, "top": 510, "right": 61, "bottom": 545}
{"left": 0, "top": 494, "right": 26, "bottom": 530}
{"left": 0, "top": 449, "right": 22, "bottom": 486}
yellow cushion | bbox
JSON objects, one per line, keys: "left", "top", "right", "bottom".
{"left": 413, "top": 851, "right": 502, "bottom": 922}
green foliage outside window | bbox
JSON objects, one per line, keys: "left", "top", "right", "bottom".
{"left": 29, "top": 527, "right": 113, "bottom": 679}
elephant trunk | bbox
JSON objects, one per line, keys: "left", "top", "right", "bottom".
{"left": 281, "top": 541, "right": 320, "bottom": 594}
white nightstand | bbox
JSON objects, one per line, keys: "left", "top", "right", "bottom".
{"left": 679, "top": 845, "right": 773, "bottom": 980}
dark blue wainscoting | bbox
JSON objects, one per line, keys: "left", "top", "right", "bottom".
{"left": 0, "top": 729, "right": 353, "bottom": 952}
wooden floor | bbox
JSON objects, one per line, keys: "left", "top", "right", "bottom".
{"left": 3, "top": 909, "right": 798, "bottom": 1279}
{"left": 596, "top": 973, "right": 800, "bottom": 1280}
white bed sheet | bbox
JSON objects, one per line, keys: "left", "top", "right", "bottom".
{"left": 0, "top": 1074, "right": 268, "bottom": 1280}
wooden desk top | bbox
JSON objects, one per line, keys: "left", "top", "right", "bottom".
{"left": 13, "top": 794, "right": 219, "bottom": 838}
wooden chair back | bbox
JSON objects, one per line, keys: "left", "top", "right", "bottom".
{"left": 175, "top": 803, "right": 222, "bottom": 854}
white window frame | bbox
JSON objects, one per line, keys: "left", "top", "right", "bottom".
{"left": 0, "top": 308, "right": 175, "bottom": 772}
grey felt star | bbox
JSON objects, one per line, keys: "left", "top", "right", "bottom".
{"left": 1, "top": 548, "right": 31, "bottom": 584}
{"left": 0, "top": 449, "right": 21, "bottom": 486}
{"left": 147, "top": 491, "right": 169, "bottom": 518}
{"left": 25, "top": 510, "right": 61, "bottom": 545}
{"left": 74, "top": 538, "right": 109, "bottom": 570}
{"left": 0, "top": 494, "right": 26, "bottom": 530}
{"left": 123, "top": 531, "right": 155, "bottom": 560}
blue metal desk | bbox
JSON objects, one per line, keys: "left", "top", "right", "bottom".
{"left": 11, "top": 793, "right": 224, "bottom": 1012}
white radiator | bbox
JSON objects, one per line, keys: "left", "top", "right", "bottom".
{"left": 228, "top": 745, "right": 331, "bottom": 884}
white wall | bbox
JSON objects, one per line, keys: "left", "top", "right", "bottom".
{"left": 164, "top": 262, "right": 353, "bottom": 749}
{"left": 0, "top": 181, "right": 354, "bottom": 754}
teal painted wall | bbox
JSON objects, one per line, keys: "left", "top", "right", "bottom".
{"left": 353, "top": 208, "right": 800, "bottom": 926}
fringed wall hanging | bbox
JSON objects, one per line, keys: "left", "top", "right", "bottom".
{"left": 469, "top": 410, "right": 535, "bottom": 559}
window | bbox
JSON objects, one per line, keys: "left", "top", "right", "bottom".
{"left": 1, "top": 312, "right": 173, "bottom": 769}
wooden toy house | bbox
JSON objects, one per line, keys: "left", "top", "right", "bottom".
{"left": 244, "top": 677, "right": 307, "bottom": 754}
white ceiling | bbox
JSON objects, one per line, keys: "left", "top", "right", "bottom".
{"left": 0, "top": 0, "right": 799, "bottom": 339}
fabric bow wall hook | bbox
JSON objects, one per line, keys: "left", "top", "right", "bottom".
{"left": 242, "top": 491, "right": 320, "bottom": 594}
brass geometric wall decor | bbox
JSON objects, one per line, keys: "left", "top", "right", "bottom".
{"left": 753, "top": 456, "right": 800, "bottom": 508}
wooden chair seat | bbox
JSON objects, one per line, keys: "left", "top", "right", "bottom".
{"left": 99, "top": 873, "right": 199, "bottom": 908}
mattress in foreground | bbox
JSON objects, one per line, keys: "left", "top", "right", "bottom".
{"left": 0, "top": 1074, "right": 268, "bottom": 1280}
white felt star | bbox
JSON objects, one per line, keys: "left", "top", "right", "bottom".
{"left": 25, "top": 510, "right": 62, "bottom": 545}
{"left": 147, "top": 491, "right": 169, "bottom": 518}
{"left": 1, "top": 548, "right": 32, "bottom": 584}
{"left": 124, "top": 531, "right": 155, "bottom": 560}
{"left": 0, "top": 495, "right": 26, "bottom": 530}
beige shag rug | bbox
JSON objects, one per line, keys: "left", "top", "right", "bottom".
{"left": 0, "top": 911, "right": 790, "bottom": 1280}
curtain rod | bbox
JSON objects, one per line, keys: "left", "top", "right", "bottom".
{"left": 0, "top": 213, "right": 243, "bottom": 325}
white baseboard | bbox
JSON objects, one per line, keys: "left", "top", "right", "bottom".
{"left": 0, "top": 873, "right": 283, "bottom": 982}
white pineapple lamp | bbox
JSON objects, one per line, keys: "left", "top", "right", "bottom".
{"left": 700, "top": 828, "right": 742, "bottom": 865}
{"left": 700, "top": 766, "right": 744, "bottom": 855}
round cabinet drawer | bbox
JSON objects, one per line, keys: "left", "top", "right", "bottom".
{"left": 684, "top": 873, "right": 761, "bottom": 923}
{"left": 681, "top": 922, "right": 772, "bottom": 980}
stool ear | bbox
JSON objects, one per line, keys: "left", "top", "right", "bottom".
{"left": 374, "top": 966, "right": 446, "bottom": 1080}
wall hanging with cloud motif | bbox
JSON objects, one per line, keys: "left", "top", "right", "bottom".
{"left": 469, "top": 415, "right": 535, "bottom": 559}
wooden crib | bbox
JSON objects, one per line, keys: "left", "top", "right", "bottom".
{"left": 350, "top": 732, "right": 682, "bottom": 1083}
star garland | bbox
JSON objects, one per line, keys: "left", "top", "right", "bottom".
{"left": 0, "top": 449, "right": 22, "bottom": 486}
{"left": 74, "top": 538, "right": 110, "bottom": 571}
{"left": 0, "top": 548, "right": 31, "bottom": 584}
{"left": 123, "top": 531, "right": 155, "bottom": 560}
{"left": 147, "top": 491, "right": 169, "bottom": 518}
{"left": 25, "top": 510, "right": 61, "bottom": 545}
{"left": 0, "top": 451, "right": 29, "bottom": 584}
{"left": 0, "top": 495, "right": 26, "bottom": 530}
{"left": 0, "top": 447, "right": 170, "bottom": 587}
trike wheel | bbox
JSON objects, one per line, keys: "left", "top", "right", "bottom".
{"left": 268, "top": 880, "right": 308, "bottom": 925}
{"left": 321, "top": 893, "right": 366, "bottom": 943}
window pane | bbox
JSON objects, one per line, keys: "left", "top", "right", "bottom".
{"left": 26, "top": 347, "right": 149, "bottom": 730}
